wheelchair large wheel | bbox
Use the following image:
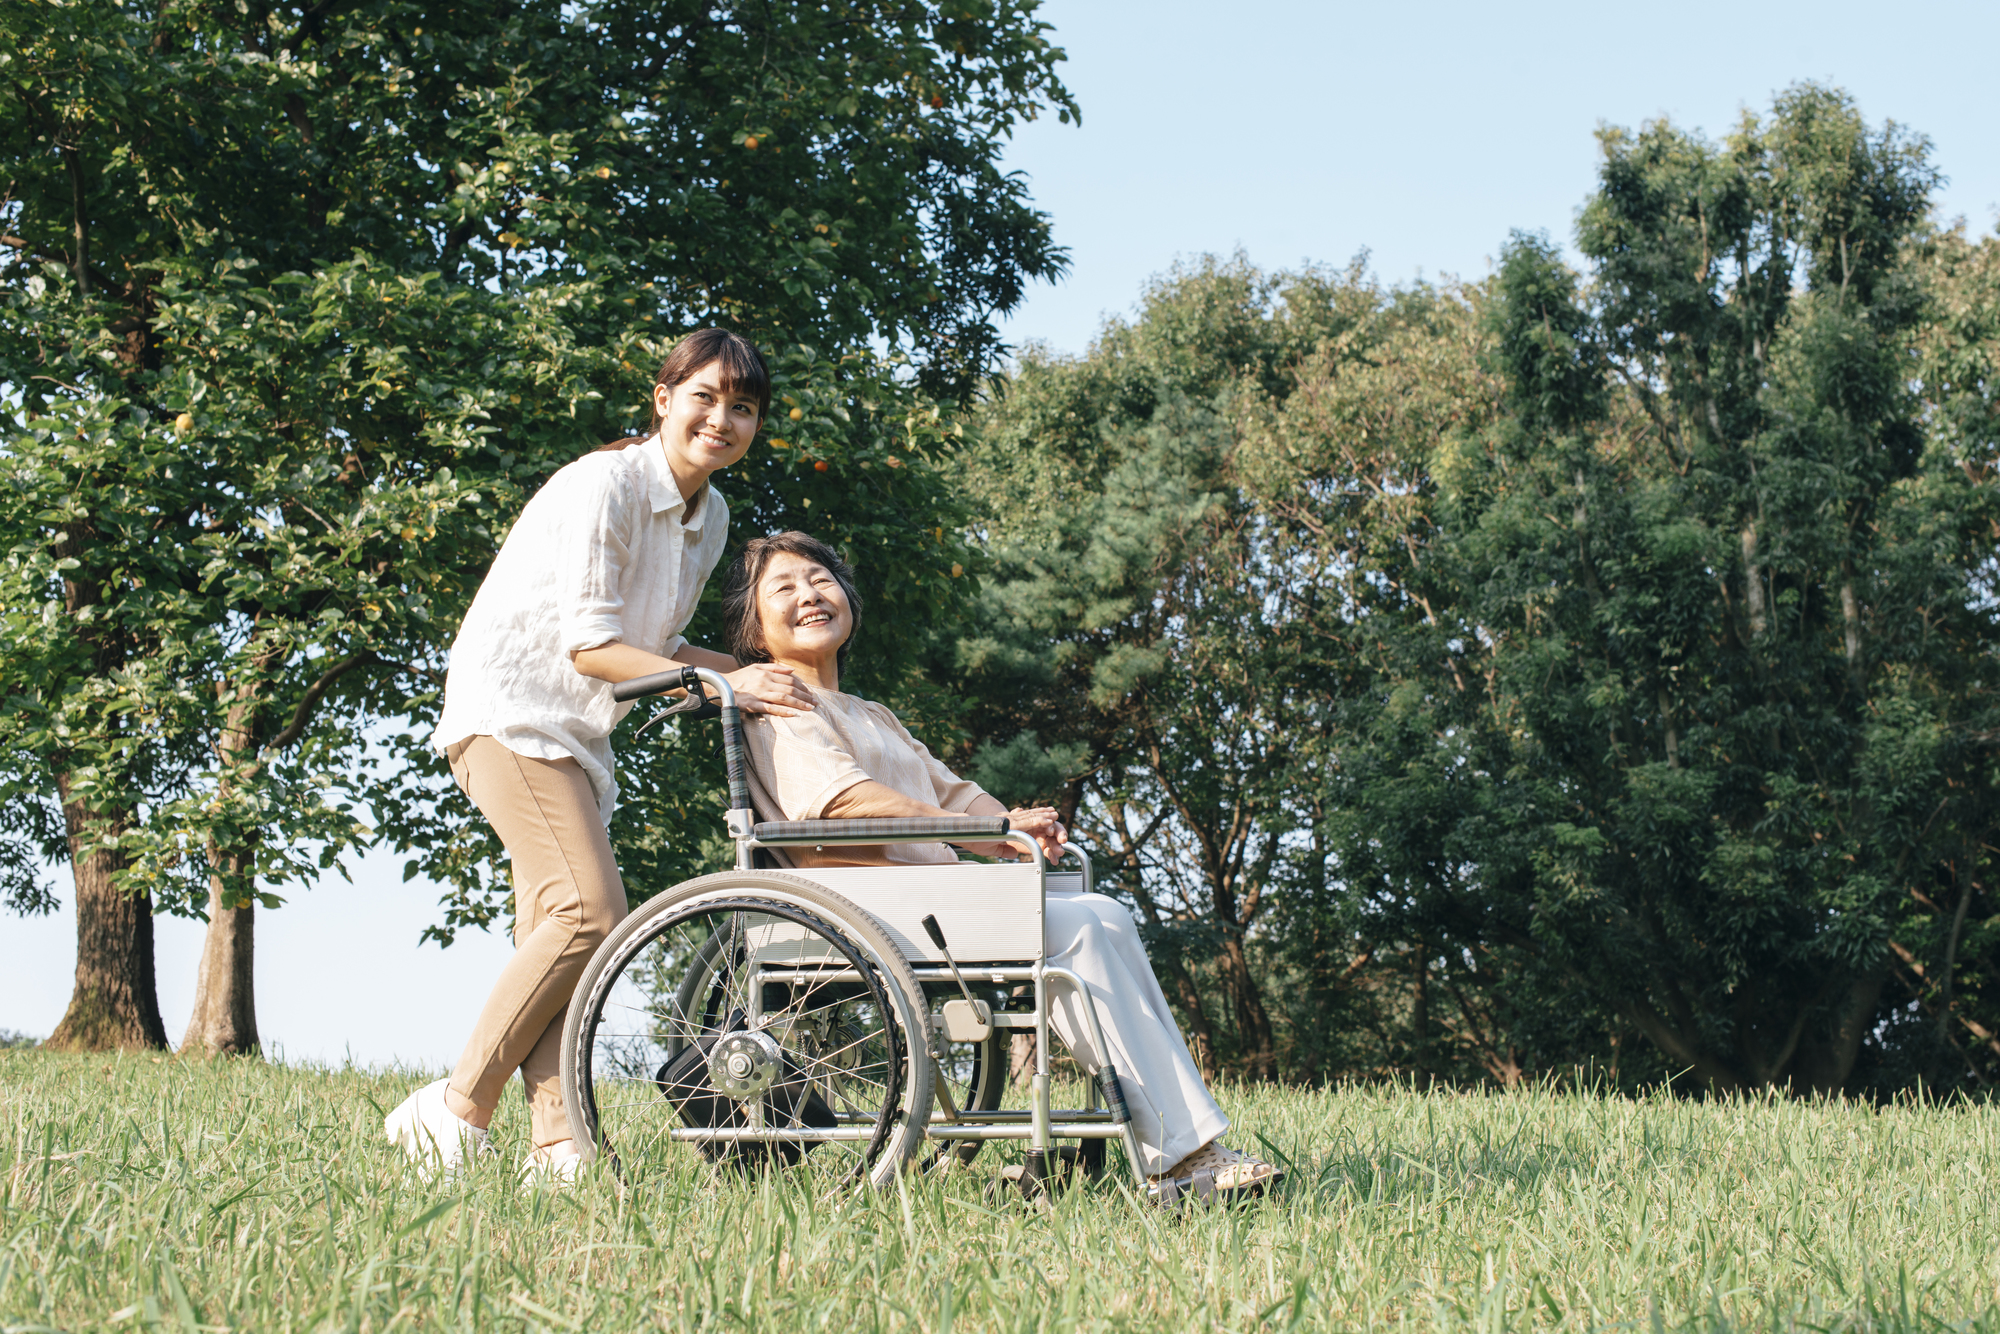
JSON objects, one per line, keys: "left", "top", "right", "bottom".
{"left": 561, "top": 871, "right": 934, "bottom": 1191}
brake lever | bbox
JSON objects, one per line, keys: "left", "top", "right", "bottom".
{"left": 636, "top": 690, "right": 720, "bottom": 736}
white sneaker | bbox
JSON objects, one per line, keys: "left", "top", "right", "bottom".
{"left": 519, "top": 1139, "right": 586, "bottom": 1193}
{"left": 384, "top": 1079, "right": 492, "bottom": 1182}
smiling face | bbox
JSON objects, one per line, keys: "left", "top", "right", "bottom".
{"left": 755, "top": 550, "right": 853, "bottom": 683}
{"left": 654, "top": 360, "right": 761, "bottom": 489}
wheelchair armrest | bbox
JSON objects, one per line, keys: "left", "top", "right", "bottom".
{"left": 751, "top": 816, "right": 1010, "bottom": 845}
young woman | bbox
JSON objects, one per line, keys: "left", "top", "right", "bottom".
{"left": 723, "top": 531, "right": 1282, "bottom": 1199}
{"left": 385, "top": 330, "right": 813, "bottom": 1186}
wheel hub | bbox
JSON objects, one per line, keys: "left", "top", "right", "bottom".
{"left": 709, "top": 1027, "right": 784, "bottom": 1098}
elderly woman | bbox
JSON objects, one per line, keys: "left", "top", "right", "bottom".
{"left": 722, "top": 530, "right": 1281, "bottom": 1198}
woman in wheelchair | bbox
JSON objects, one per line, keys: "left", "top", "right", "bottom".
{"left": 721, "top": 531, "right": 1281, "bottom": 1197}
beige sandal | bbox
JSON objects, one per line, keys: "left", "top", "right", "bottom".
{"left": 1148, "top": 1140, "right": 1283, "bottom": 1204}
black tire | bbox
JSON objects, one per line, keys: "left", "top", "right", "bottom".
{"left": 561, "top": 871, "right": 934, "bottom": 1190}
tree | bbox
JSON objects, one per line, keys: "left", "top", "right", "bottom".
{"left": 1372, "top": 85, "right": 2000, "bottom": 1093}
{"left": 958, "top": 86, "right": 2000, "bottom": 1098}
{"left": 1229, "top": 270, "right": 1538, "bottom": 1087}
{"left": 1, "top": 0, "right": 1074, "bottom": 1052}
{"left": 1874, "top": 221, "right": 2000, "bottom": 1088}
{"left": 959, "top": 257, "right": 1363, "bottom": 1079}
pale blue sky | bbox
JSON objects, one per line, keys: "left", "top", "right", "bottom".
{"left": 6, "top": 0, "right": 1996, "bottom": 1066}
{"left": 997, "top": 0, "right": 2000, "bottom": 357}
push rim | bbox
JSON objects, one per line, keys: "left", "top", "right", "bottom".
{"left": 570, "top": 894, "right": 914, "bottom": 1186}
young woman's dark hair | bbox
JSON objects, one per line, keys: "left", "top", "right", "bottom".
{"left": 597, "top": 328, "right": 772, "bottom": 452}
{"left": 722, "top": 532, "right": 864, "bottom": 675}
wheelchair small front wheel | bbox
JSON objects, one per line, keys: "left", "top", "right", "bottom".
{"left": 561, "top": 871, "right": 935, "bottom": 1191}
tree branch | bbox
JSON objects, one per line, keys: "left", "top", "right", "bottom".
{"left": 1938, "top": 853, "right": 1976, "bottom": 1039}
{"left": 261, "top": 652, "right": 383, "bottom": 754}
{"left": 60, "top": 145, "right": 89, "bottom": 298}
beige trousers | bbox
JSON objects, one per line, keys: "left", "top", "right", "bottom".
{"left": 446, "top": 735, "right": 628, "bottom": 1149}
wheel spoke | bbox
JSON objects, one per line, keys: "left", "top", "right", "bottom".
{"left": 576, "top": 893, "right": 926, "bottom": 1186}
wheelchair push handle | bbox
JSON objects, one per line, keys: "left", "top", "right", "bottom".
{"left": 614, "top": 664, "right": 718, "bottom": 704}
{"left": 611, "top": 666, "right": 750, "bottom": 816}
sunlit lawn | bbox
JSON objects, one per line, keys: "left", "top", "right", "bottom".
{"left": 4, "top": 1048, "right": 1998, "bottom": 1331}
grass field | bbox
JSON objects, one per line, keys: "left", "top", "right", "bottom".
{"left": 4, "top": 1049, "right": 1999, "bottom": 1332}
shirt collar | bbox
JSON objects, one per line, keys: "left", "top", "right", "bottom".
{"left": 641, "top": 432, "right": 714, "bottom": 528}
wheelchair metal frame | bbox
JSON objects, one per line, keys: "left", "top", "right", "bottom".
{"left": 595, "top": 664, "right": 1152, "bottom": 1193}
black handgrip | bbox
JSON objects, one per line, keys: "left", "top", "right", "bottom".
{"left": 613, "top": 665, "right": 700, "bottom": 703}
{"left": 921, "top": 914, "right": 948, "bottom": 952}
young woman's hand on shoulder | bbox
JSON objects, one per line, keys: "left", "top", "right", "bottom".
{"left": 724, "top": 661, "right": 815, "bottom": 716}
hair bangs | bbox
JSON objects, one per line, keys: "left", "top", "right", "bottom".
{"left": 704, "top": 338, "right": 772, "bottom": 414}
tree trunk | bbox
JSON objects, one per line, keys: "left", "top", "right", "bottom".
{"left": 1155, "top": 952, "right": 1220, "bottom": 1081}
{"left": 1008, "top": 1031, "right": 1036, "bottom": 1085}
{"left": 1839, "top": 565, "right": 1864, "bottom": 695}
{"left": 1409, "top": 943, "right": 1431, "bottom": 1085}
{"left": 181, "top": 676, "right": 266, "bottom": 1057}
{"left": 1621, "top": 998, "right": 1744, "bottom": 1095}
{"left": 1218, "top": 932, "right": 1275, "bottom": 1080}
{"left": 1788, "top": 968, "right": 1886, "bottom": 1096}
{"left": 1741, "top": 525, "right": 1767, "bottom": 637}
{"left": 181, "top": 863, "right": 258, "bottom": 1056}
{"left": 43, "top": 519, "right": 167, "bottom": 1053}
{"left": 1935, "top": 851, "right": 1975, "bottom": 1063}
{"left": 44, "top": 778, "right": 168, "bottom": 1052}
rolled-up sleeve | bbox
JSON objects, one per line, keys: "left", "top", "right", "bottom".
{"left": 555, "top": 464, "right": 637, "bottom": 655}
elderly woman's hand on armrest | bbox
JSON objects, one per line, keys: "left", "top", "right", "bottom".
{"left": 982, "top": 805, "right": 1067, "bottom": 865}
{"left": 820, "top": 781, "right": 1068, "bottom": 864}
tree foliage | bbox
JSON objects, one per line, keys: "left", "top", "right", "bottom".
{"left": 1412, "top": 86, "right": 1997, "bottom": 1094}
{"left": 963, "top": 85, "right": 2000, "bottom": 1095}
{"left": 957, "top": 257, "right": 1374, "bottom": 1078}
{"left": 0, "top": 0, "right": 1073, "bottom": 1050}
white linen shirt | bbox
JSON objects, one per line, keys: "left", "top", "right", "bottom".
{"left": 433, "top": 435, "right": 728, "bottom": 823}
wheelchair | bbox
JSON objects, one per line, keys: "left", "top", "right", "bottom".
{"left": 558, "top": 665, "right": 1150, "bottom": 1197}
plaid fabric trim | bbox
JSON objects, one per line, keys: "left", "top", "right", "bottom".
{"left": 721, "top": 703, "right": 750, "bottom": 812}
{"left": 752, "top": 816, "right": 1009, "bottom": 841}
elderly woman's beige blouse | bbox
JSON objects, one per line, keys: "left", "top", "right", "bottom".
{"left": 741, "top": 686, "right": 986, "bottom": 867}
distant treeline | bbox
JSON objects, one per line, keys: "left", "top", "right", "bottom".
{"left": 7, "top": 14, "right": 1997, "bottom": 1102}
{"left": 947, "top": 84, "right": 2000, "bottom": 1098}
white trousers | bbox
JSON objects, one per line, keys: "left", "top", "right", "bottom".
{"left": 1042, "top": 892, "right": 1228, "bottom": 1175}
